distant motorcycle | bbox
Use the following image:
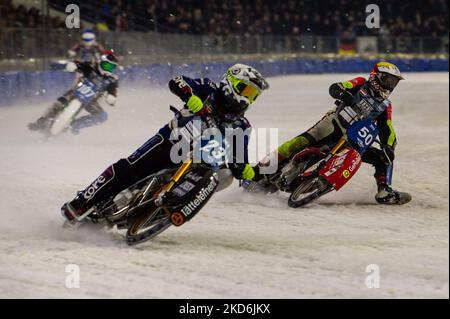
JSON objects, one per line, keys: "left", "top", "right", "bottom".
{"left": 44, "top": 77, "right": 108, "bottom": 136}
{"left": 28, "top": 58, "right": 116, "bottom": 137}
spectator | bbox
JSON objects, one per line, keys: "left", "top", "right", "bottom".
{"left": 1, "top": 0, "right": 448, "bottom": 38}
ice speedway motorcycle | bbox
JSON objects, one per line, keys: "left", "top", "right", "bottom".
{"left": 64, "top": 104, "right": 232, "bottom": 245}
{"left": 245, "top": 91, "right": 392, "bottom": 208}
{"left": 30, "top": 75, "right": 111, "bottom": 136}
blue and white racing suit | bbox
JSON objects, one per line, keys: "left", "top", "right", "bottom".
{"left": 77, "top": 76, "right": 252, "bottom": 208}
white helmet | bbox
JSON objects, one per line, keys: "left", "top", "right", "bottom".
{"left": 81, "top": 29, "right": 96, "bottom": 47}
{"left": 369, "top": 61, "right": 404, "bottom": 99}
{"left": 219, "top": 63, "right": 269, "bottom": 116}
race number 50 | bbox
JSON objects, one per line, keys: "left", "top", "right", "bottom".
{"left": 358, "top": 126, "right": 374, "bottom": 146}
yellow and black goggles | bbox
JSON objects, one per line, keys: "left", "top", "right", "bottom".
{"left": 233, "top": 81, "right": 260, "bottom": 103}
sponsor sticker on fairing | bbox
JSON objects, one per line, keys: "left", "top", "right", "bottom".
{"left": 82, "top": 167, "right": 114, "bottom": 200}
{"left": 83, "top": 176, "right": 106, "bottom": 200}
{"left": 172, "top": 181, "right": 196, "bottom": 197}
{"left": 180, "top": 177, "right": 217, "bottom": 217}
{"left": 349, "top": 155, "right": 362, "bottom": 172}
{"left": 330, "top": 149, "right": 349, "bottom": 169}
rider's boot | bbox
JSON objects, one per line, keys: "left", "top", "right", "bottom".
{"left": 28, "top": 116, "right": 49, "bottom": 131}
{"left": 71, "top": 106, "right": 108, "bottom": 134}
{"left": 375, "top": 175, "right": 411, "bottom": 205}
{"left": 61, "top": 193, "right": 90, "bottom": 221}
{"left": 62, "top": 165, "right": 117, "bottom": 221}
{"left": 242, "top": 151, "right": 288, "bottom": 193}
{"left": 28, "top": 99, "right": 66, "bottom": 131}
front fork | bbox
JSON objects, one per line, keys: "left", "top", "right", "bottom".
{"left": 154, "top": 159, "right": 193, "bottom": 206}
{"left": 385, "top": 163, "right": 394, "bottom": 191}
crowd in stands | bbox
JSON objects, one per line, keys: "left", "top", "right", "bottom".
{"left": 1, "top": 0, "right": 449, "bottom": 38}
{"left": 0, "top": 0, "right": 64, "bottom": 29}
{"left": 145, "top": 0, "right": 449, "bottom": 37}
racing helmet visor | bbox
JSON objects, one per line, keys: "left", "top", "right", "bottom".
{"left": 378, "top": 73, "right": 400, "bottom": 91}
{"left": 100, "top": 60, "right": 117, "bottom": 73}
{"left": 235, "top": 81, "right": 260, "bottom": 103}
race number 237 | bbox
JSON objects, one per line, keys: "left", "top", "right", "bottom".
{"left": 358, "top": 126, "right": 374, "bottom": 146}
{"left": 201, "top": 139, "right": 226, "bottom": 160}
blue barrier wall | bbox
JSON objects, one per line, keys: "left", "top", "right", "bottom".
{"left": 1, "top": 57, "right": 448, "bottom": 107}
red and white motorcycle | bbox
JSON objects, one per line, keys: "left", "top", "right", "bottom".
{"left": 245, "top": 113, "right": 382, "bottom": 208}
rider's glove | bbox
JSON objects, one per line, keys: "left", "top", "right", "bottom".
{"left": 186, "top": 95, "right": 203, "bottom": 113}
{"left": 242, "top": 164, "right": 256, "bottom": 181}
{"left": 67, "top": 50, "right": 76, "bottom": 58}
{"left": 106, "top": 94, "right": 116, "bottom": 106}
{"left": 381, "top": 144, "right": 395, "bottom": 164}
{"left": 338, "top": 90, "right": 354, "bottom": 106}
{"left": 230, "top": 163, "right": 256, "bottom": 181}
{"left": 65, "top": 61, "right": 77, "bottom": 72}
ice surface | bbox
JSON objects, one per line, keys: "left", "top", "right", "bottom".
{"left": 0, "top": 73, "right": 448, "bottom": 298}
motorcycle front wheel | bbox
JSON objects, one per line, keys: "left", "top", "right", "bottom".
{"left": 288, "top": 176, "right": 332, "bottom": 208}
{"left": 126, "top": 203, "right": 172, "bottom": 245}
{"left": 48, "top": 99, "right": 83, "bottom": 136}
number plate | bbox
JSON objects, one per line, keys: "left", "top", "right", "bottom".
{"left": 346, "top": 119, "right": 379, "bottom": 154}
{"left": 198, "top": 137, "right": 230, "bottom": 167}
{"left": 74, "top": 80, "right": 98, "bottom": 104}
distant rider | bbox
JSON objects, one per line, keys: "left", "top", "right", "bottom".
{"left": 68, "top": 29, "right": 105, "bottom": 63}
{"left": 28, "top": 50, "right": 119, "bottom": 133}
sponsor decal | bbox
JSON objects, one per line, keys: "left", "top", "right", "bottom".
{"left": 349, "top": 155, "right": 362, "bottom": 172}
{"left": 342, "top": 170, "right": 350, "bottom": 179}
{"left": 172, "top": 181, "right": 196, "bottom": 197}
{"left": 324, "top": 167, "right": 338, "bottom": 177}
{"left": 170, "top": 212, "right": 186, "bottom": 226}
{"left": 172, "top": 187, "right": 187, "bottom": 198}
{"left": 330, "top": 149, "right": 348, "bottom": 169}
{"left": 357, "top": 138, "right": 365, "bottom": 148}
{"left": 178, "top": 181, "right": 196, "bottom": 192}
{"left": 186, "top": 172, "right": 203, "bottom": 182}
{"left": 82, "top": 167, "right": 114, "bottom": 200}
{"left": 180, "top": 177, "right": 217, "bottom": 216}
{"left": 127, "top": 134, "right": 163, "bottom": 164}
{"left": 83, "top": 175, "right": 106, "bottom": 199}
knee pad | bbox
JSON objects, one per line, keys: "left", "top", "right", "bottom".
{"left": 127, "top": 134, "right": 165, "bottom": 165}
{"left": 277, "top": 135, "right": 310, "bottom": 158}
{"left": 112, "top": 158, "right": 140, "bottom": 182}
